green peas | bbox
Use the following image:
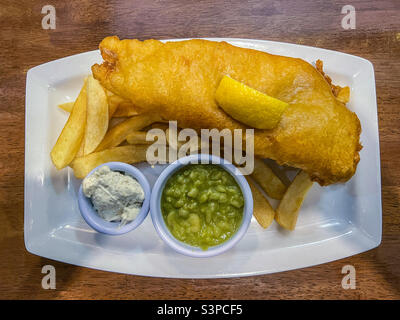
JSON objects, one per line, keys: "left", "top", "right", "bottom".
{"left": 187, "top": 187, "right": 199, "bottom": 198}
{"left": 211, "top": 171, "right": 222, "bottom": 180}
{"left": 189, "top": 171, "right": 198, "bottom": 180}
{"left": 161, "top": 164, "right": 244, "bottom": 250}
{"left": 167, "top": 210, "right": 177, "bottom": 226}
{"left": 165, "top": 196, "right": 173, "bottom": 203}
{"left": 231, "top": 196, "right": 244, "bottom": 208}
{"left": 205, "top": 211, "right": 212, "bottom": 223}
{"left": 177, "top": 175, "right": 185, "bottom": 184}
{"left": 188, "top": 214, "right": 200, "bottom": 233}
{"left": 198, "top": 192, "right": 208, "bottom": 203}
{"left": 208, "top": 201, "right": 218, "bottom": 213}
{"left": 213, "top": 225, "right": 221, "bottom": 237}
{"left": 165, "top": 188, "right": 174, "bottom": 196}
{"left": 218, "top": 221, "right": 231, "bottom": 231}
{"left": 174, "top": 199, "right": 184, "bottom": 208}
{"left": 218, "top": 193, "right": 228, "bottom": 203}
{"left": 226, "top": 210, "right": 236, "bottom": 217}
{"left": 194, "top": 180, "right": 202, "bottom": 187}
{"left": 209, "top": 192, "right": 221, "bottom": 201}
{"left": 178, "top": 208, "right": 189, "bottom": 218}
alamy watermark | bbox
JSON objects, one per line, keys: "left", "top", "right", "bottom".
{"left": 341, "top": 5, "right": 356, "bottom": 30}
{"left": 41, "top": 5, "right": 56, "bottom": 30}
{"left": 341, "top": 264, "right": 356, "bottom": 289}
{"left": 41, "top": 265, "right": 56, "bottom": 289}
{"left": 145, "top": 121, "right": 255, "bottom": 175}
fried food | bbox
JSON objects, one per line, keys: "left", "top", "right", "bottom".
{"left": 58, "top": 102, "right": 74, "bottom": 113}
{"left": 315, "top": 59, "right": 350, "bottom": 104}
{"left": 51, "top": 80, "right": 87, "bottom": 169}
{"left": 61, "top": 89, "right": 135, "bottom": 118}
{"left": 246, "top": 177, "right": 275, "bottom": 229}
{"left": 83, "top": 76, "right": 109, "bottom": 155}
{"left": 251, "top": 158, "right": 287, "bottom": 200}
{"left": 126, "top": 131, "right": 157, "bottom": 145}
{"left": 108, "top": 117, "right": 128, "bottom": 129}
{"left": 95, "top": 113, "right": 161, "bottom": 152}
{"left": 70, "top": 145, "right": 148, "bottom": 179}
{"left": 148, "top": 122, "right": 170, "bottom": 131}
{"left": 105, "top": 90, "right": 119, "bottom": 117}
{"left": 92, "top": 37, "right": 361, "bottom": 185}
{"left": 275, "top": 171, "right": 313, "bottom": 230}
{"left": 112, "top": 101, "right": 139, "bottom": 117}
{"left": 106, "top": 89, "right": 140, "bottom": 117}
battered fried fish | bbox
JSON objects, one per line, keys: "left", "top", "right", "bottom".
{"left": 92, "top": 36, "right": 361, "bottom": 185}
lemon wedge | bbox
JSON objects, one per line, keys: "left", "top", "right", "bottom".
{"left": 215, "top": 76, "right": 289, "bottom": 129}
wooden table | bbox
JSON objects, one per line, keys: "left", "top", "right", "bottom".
{"left": 0, "top": 0, "right": 399, "bottom": 299}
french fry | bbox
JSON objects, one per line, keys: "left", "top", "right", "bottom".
{"left": 70, "top": 145, "right": 149, "bottom": 179}
{"left": 58, "top": 102, "right": 74, "bottom": 113}
{"left": 76, "top": 140, "right": 85, "bottom": 158}
{"left": 60, "top": 89, "right": 126, "bottom": 118}
{"left": 83, "top": 76, "right": 109, "bottom": 155}
{"left": 251, "top": 158, "right": 287, "bottom": 200}
{"left": 109, "top": 117, "right": 128, "bottom": 129}
{"left": 246, "top": 177, "right": 275, "bottom": 229}
{"left": 107, "top": 91, "right": 138, "bottom": 117}
{"left": 275, "top": 170, "right": 313, "bottom": 230}
{"left": 95, "top": 113, "right": 161, "bottom": 152}
{"left": 105, "top": 90, "right": 119, "bottom": 117}
{"left": 50, "top": 80, "right": 87, "bottom": 169}
{"left": 126, "top": 131, "right": 158, "bottom": 145}
{"left": 149, "top": 122, "right": 169, "bottom": 131}
{"left": 112, "top": 102, "right": 139, "bottom": 117}
{"left": 263, "top": 159, "right": 292, "bottom": 186}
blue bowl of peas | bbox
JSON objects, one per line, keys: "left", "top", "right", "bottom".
{"left": 150, "top": 154, "right": 253, "bottom": 258}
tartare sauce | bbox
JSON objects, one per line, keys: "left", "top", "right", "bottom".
{"left": 82, "top": 166, "right": 144, "bottom": 225}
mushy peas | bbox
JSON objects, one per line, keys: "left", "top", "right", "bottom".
{"left": 161, "top": 164, "right": 244, "bottom": 250}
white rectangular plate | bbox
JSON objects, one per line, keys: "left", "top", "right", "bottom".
{"left": 25, "top": 38, "right": 381, "bottom": 278}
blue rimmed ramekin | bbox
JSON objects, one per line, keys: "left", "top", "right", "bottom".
{"left": 78, "top": 162, "right": 151, "bottom": 235}
{"left": 150, "top": 154, "right": 253, "bottom": 257}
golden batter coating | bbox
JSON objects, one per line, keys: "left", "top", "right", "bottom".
{"left": 92, "top": 36, "right": 361, "bottom": 185}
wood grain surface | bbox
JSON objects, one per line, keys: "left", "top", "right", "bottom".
{"left": 0, "top": 0, "right": 399, "bottom": 299}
